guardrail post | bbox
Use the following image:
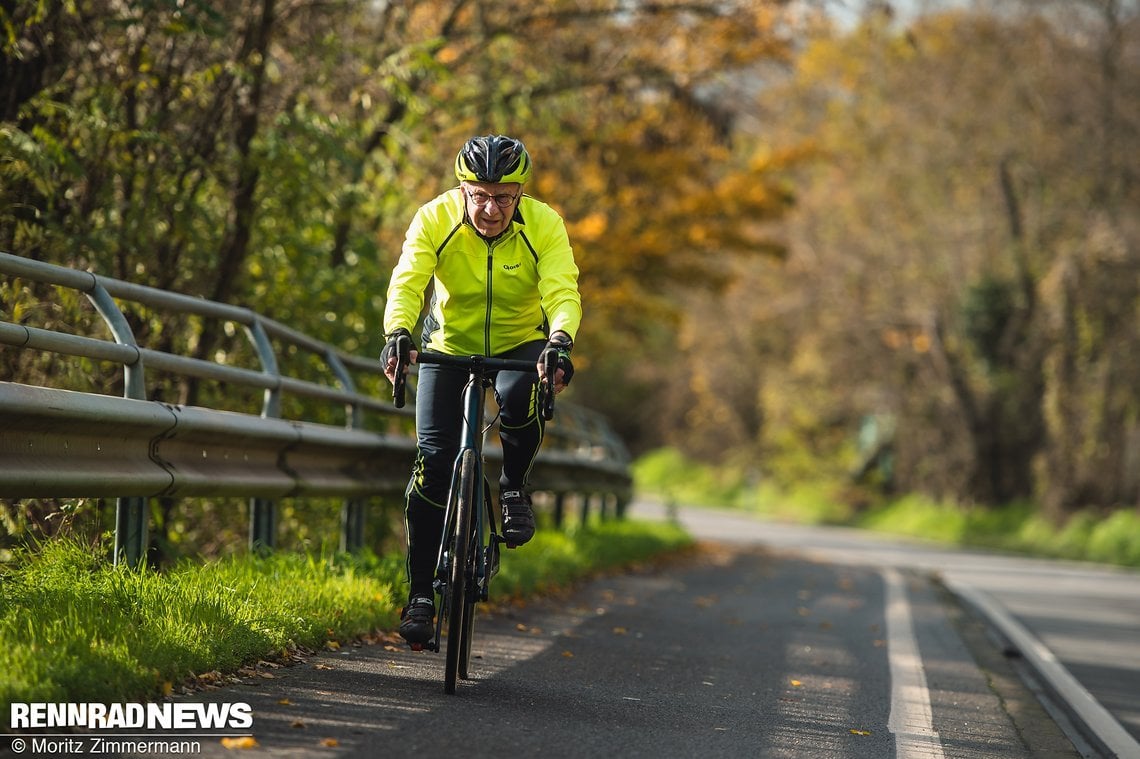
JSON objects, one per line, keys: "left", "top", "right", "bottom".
{"left": 552, "top": 493, "right": 566, "bottom": 528}
{"left": 114, "top": 497, "right": 148, "bottom": 567}
{"left": 340, "top": 499, "right": 365, "bottom": 552}
{"left": 250, "top": 498, "right": 277, "bottom": 554}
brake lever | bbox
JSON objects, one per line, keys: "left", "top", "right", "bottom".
{"left": 540, "top": 349, "right": 557, "bottom": 421}
{"left": 393, "top": 335, "right": 411, "bottom": 408}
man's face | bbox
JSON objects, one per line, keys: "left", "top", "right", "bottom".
{"left": 462, "top": 181, "right": 521, "bottom": 238}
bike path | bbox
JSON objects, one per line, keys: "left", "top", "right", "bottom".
{"left": 47, "top": 543, "right": 1078, "bottom": 759}
{"left": 629, "top": 500, "right": 1140, "bottom": 758}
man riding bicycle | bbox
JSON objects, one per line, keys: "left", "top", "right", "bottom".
{"left": 380, "top": 134, "right": 581, "bottom": 646}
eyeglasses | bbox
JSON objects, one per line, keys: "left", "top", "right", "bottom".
{"left": 465, "top": 189, "right": 519, "bottom": 208}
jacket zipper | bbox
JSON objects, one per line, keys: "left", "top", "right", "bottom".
{"left": 484, "top": 240, "right": 494, "bottom": 356}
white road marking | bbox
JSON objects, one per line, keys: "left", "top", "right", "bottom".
{"left": 945, "top": 579, "right": 1140, "bottom": 759}
{"left": 883, "top": 567, "right": 946, "bottom": 759}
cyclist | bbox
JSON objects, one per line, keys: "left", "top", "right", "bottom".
{"left": 380, "top": 134, "right": 581, "bottom": 646}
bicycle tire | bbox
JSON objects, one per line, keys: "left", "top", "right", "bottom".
{"left": 444, "top": 448, "right": 477, "bottom": 694}
{"left": 457, "top": 524, "right": 479, "bottom": 678}
{"left": 457, "top": 568, "right": 476, "bottom": 680}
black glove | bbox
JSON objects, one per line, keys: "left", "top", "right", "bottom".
{"left": 541, "top": 333, "right": 574, "bottom": 386}
{"left": 381, "top": 328, "right": 414, "bottom": 370}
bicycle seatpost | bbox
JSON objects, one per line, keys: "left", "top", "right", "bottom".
{"left": 392, "top": 334, "right": 412, "bottom": 408}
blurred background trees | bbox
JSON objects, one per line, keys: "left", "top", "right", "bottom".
{"left": 744, "top": 0, "right": 1140, "bottom": 521}
{"left": 2, "top": 0, "right": 1138, "bottom": 554}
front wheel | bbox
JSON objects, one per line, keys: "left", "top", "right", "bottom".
{"left": 444, "top": 449, "right": 477, "bottom": 694}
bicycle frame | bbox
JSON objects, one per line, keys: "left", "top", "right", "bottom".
{"left": 430, "top": 355, "right": 495, "bottom": 655}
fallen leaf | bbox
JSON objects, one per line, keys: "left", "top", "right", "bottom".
{"left": 220, "top": 736, "right": 259, "bottom": 749}
{"left": 314, "top": 663, "right": 335, "bottom": 670}
{"left": 291, "top": 720, "right": 306, "bottom": 729}
{"left": 325, "top": 641, "right": 341, "bottom": 651}
{"left": 612, "top": 627, "right": 628, "bottom": 635}
{"left": 320, "top": 738, "right": 339, "bottom": 747}
{"left": 561, "top": 650, "right": 574, "bottom": 658}
{"left": 850, "top": 729, "right": 872, "bottom": 736}
{"left": 277, "top": 698, "right": 292, "bottom": 705}
{"left": 789, "top": 679, "right": 803, "bottom": 687}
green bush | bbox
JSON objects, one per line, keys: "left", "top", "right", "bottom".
{"left": 632, "top": 449, "right": 1140, "bottom": 568}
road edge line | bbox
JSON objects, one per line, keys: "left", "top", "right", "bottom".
{"left": 944, "top": 578, "right": 1139, "bottom": 759}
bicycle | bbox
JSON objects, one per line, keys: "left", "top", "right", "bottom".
{"left": 393, "top": 337, "right": 556, "bottom": 694}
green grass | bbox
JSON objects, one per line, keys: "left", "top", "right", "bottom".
{"left": 0, "top": 520, "right": 692, "bottom": 711}
{"left": 855, "top": 496, "right": 1140, "bottom": 567}
{"left": 634, "top": 446, "right": 1140, "bottom": 569}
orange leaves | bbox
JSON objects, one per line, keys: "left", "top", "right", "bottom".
{"left": 693, "top": 594, "right": 718, "bottom": 609}
{"left": 220, "top": 736, "right": 258, "bottom": 749}
{"left": 569, "top": 212, "right": 608, "bottom": 243}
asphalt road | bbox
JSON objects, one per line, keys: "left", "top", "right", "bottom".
{"left": 630, "top": 501, "right": 1140, "bottom": 759}
{"left": 4, "top": 501, "right": 1135, "bottom": 759}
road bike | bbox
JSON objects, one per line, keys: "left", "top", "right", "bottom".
{"left": 393, "top": 339, "right": 555, "bottom": 693}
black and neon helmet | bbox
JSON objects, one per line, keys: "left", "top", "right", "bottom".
{"left": 454, "top": 135, "right": 533, "bottom": 184}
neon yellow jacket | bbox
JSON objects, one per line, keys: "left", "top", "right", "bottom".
{"left": 383, "top": 188, "right": 582, "bottom": 356}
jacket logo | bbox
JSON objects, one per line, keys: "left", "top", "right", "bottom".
{"left": 502, "top": 263, "right": 521, "bottom": 271}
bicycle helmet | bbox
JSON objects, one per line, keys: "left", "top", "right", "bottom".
{"left": 454, "top": 135, "right": 533, "bottom": 184}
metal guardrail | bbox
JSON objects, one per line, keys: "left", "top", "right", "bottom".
{"left": 0, "top": 251, "right": 632, "bottom": 565}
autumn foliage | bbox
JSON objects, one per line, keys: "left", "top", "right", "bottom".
{"left": 3, "top": 0, "right": 1139, "bottom": 540}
